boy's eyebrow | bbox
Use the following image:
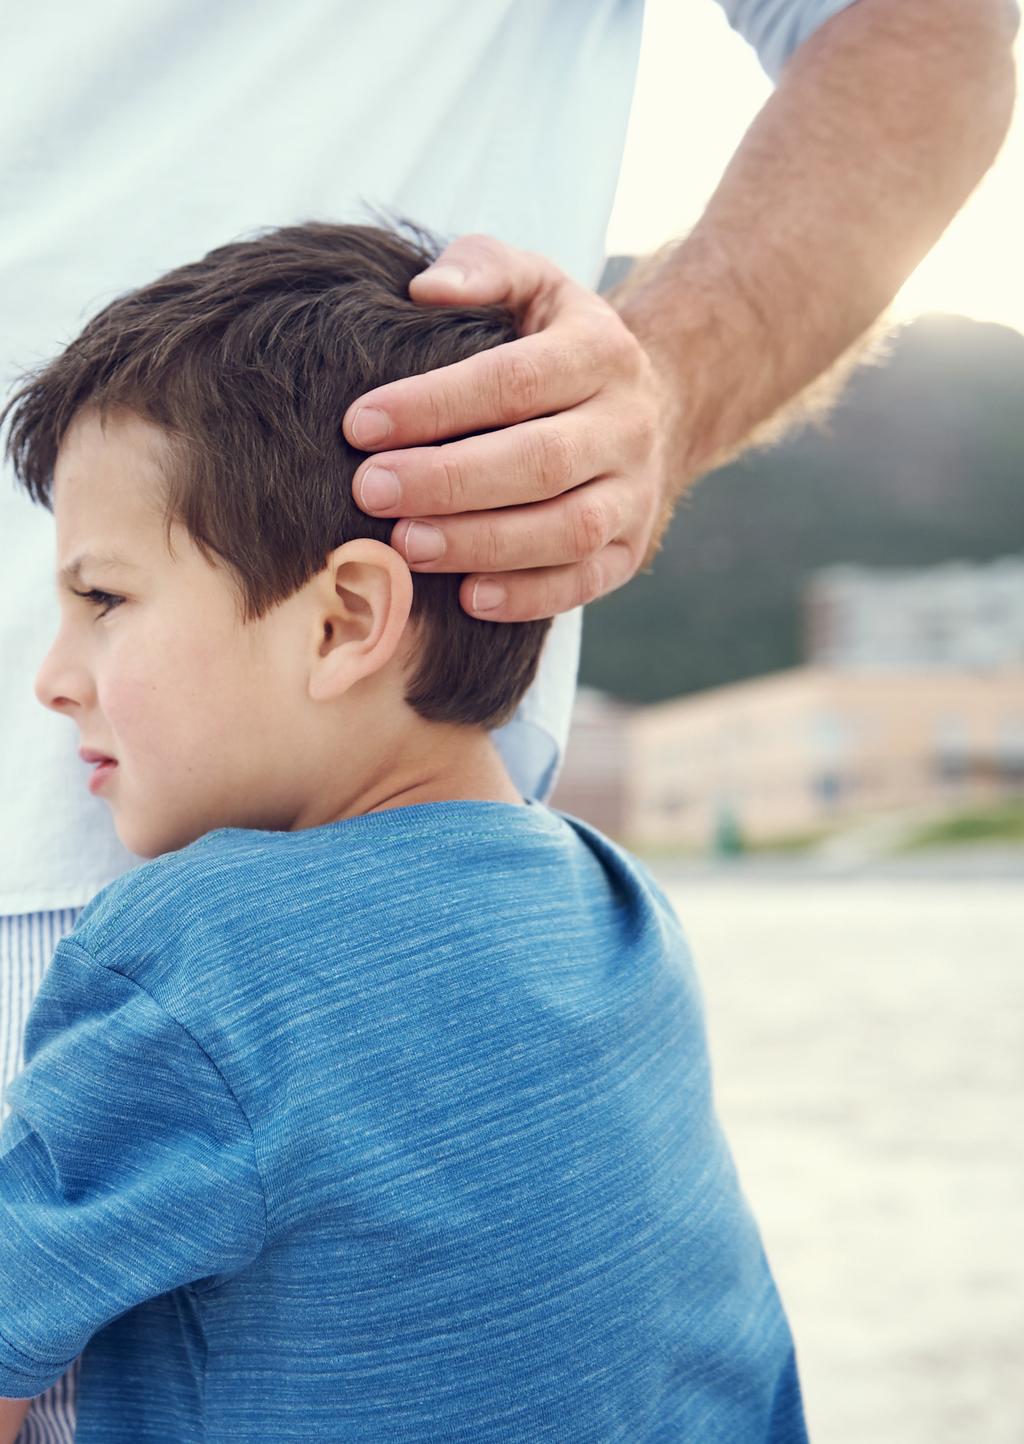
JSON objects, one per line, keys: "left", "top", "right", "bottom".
{"left": 57, "top": 551, "right": 139, "bottom": 589}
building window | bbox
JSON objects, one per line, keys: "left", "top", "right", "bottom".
{"left": 998, "top": 717, "right": 1024, "bottom": 795}
{"left": 811, "top": 771, "right": 843, "bottom": 808}
{"left": 933, "top": 714, "right": 970, "bottom": 787}
{"left": 809, "top": 712, "right": 851, "bottom": 810}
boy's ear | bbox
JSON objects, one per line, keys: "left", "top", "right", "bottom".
{"left": 307, "top": 539, "right": 413, "bottom": 702}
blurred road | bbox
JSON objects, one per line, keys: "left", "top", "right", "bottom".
{"left": 654, "top": 874, "right": 1024, "bottom": 1444}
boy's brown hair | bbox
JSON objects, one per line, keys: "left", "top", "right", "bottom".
{"left": 1, "top": 220, "right": 552, "bottom": 728}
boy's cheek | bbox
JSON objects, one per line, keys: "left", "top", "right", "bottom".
{"left": 104, "top": 626, "right": 199, "bottom": 724}
{"left": 100, "top": 662, "right": 184, "bottom": 765}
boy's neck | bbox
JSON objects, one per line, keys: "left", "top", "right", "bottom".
{"left": 361, "top": 732, "right": 525, "bottom": 817}
{"left": 291, "top": 722, "right": 526, "bottom": 832}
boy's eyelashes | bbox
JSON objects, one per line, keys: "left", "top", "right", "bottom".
{"left": 70, "top": 586, "right": 124, "bottom": 619}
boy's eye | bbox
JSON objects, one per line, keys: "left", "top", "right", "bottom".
{"left": 70, "top": 587, "right": 123, "bottom": 619}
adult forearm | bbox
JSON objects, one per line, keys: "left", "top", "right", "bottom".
{"left": 615, "top": 0, "right": 1019, "bottom": 557}
{"left": 0, "top": 1396, "right": 31, "bottom": 1444}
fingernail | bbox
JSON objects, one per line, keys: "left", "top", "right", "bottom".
{"left": 422, "top": 265, "right": 468, "bottom": 290}
{"left": 471, "top": 579, "right": 507, "bottom": 613}
{"left": 351, "top": 408, "right": 393, "bottom": 447}
{"left": 403, "top": 522, "right": 446, "bottom": 563}
{"left": 358, "top": 466, "right": 401, "bottom": 512}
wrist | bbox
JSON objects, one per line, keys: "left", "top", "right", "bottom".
{"left": 612, "top": 231, "right": 782, "bottom": 488}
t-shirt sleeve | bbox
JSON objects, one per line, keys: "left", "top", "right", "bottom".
{"left": 715, "top": 0, "right": 863, "bottom": 81}
{"left": 0, "top": 937, "right": 266, "bottom": 1399}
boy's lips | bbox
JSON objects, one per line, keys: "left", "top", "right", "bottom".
{"left": 79, "top": 746, "right": 118, "bottom": 765}
{"left": 82, "top": 747, "right": 119, "bottom": 796}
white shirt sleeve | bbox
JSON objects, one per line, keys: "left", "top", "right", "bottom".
{"left": 490, "top": 608, "right": 582, "bottom": 803}
{"left": 716, "top": 0, "right": 863, "bottom": 81}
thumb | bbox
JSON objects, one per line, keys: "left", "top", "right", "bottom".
{"left": 409, "top": 233, "right": 555, "bottom": 311}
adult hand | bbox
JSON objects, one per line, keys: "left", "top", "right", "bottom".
{"left": 341, "top": 235, "right": 674, "bottom": 623}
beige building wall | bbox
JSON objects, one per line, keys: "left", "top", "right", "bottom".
{"left": 625, "top": 667, "right": 1024, "bottom": 847}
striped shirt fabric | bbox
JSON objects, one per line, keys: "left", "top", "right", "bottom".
{"left": 1, "top": 910, "right": 81, "bottom": 1443}
{"left": 0, "top": 801, "right": 808, "bottom": 1442}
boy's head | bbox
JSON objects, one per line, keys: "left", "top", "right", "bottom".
{"left": 2, "top": 221, "right": 552, "bottom": 857}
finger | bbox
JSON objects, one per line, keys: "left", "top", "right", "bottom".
{"left": 389, "top": 475, "right": 643, "bottom": 577}
{"left": 353, "top": 403, "right": 647, "bottom": 519}
{"left": 342, "top": 320, "right": 602, "bottom": 452}
{"left": 408, "top": 233, "right": 563, "bottom": 313}
{"left": 458, "top": 541, "right": 638, "bottom": 624}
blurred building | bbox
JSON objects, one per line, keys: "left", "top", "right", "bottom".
{"left": 626, "top": 666, "right": 1024, "bottom": 847}
{"left": 806, "top": 557, "right": 1024, "bottom": 670}
{"left": 552, "top": 558, "right": 1024, "bottom": 848}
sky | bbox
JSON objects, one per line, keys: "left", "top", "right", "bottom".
{"left": 607, "top": 1, "right": 1024, "bottom": 335}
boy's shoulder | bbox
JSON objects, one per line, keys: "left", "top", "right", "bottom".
{"left": 554, "top": 807, "right": 678, "bottom": 909}
{"left": 70, "top": 826, "right": 287, "bottom": 966}
{"left": 69, "top": 804, "right": 685, "bottom": 977}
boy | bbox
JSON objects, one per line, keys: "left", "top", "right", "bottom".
{"left": 0, "top": 221, "right": 807, "bottom": 1442}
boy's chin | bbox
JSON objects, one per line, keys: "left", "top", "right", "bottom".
{"left": 116, "top": 815, "right": 207, "bottom": 861}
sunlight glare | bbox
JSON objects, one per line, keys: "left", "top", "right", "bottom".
{"left": 608, "top": 2, "right": 1024, "bottom": 335}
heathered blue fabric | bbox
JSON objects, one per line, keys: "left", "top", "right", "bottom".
{"left": 0, "top": 800, "right": 808, "bottom": 1442}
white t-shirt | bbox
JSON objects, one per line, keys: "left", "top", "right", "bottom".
{"left": 1, "top": 0, "right": 857, "bottom": 915}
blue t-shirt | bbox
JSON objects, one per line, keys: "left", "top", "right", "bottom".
{"left": 0, "top": 800, "right": 807, "bottom": 1442}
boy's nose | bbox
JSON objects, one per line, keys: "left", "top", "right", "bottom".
{"left": 34, "top": 643, "right": 92, "bottom": 715}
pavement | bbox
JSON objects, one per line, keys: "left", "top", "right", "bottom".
{"left": 651, "top": 871, "right": 1024, "bottom": 1444}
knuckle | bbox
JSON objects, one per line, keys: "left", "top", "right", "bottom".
{"left": 604, "top": 490, "right": 626, "bottom": 541}
{"left": 534, "top": 425, "right": 578, "bottom": 495}
{"left": 577, "top": 554, "right": 606, "bottom": 607}
{"left": 588, "top": 303, "right": 637, "bottom": 372}
{"left": 612, "top": 535, "right": 641, "bottom": 584}
{"left": 543, "top": 339, "right": 576, "bottom": 382}
{"left": 424, "top": 384, "right": 450, "bottom": 441}
{"left": 496, "top": 352, "right": 543, "bottom": 419}
{"left": 434, "top": 448, "right": 467, "bottom": 511}
{"left": 569, "top": 498, "right": 611, "bottom": 561}
{"left": 480, "top": 520, "right": 506, "bottom": 571}
{"left": 629, "top": 400, "right": 658, "bottom": 460}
